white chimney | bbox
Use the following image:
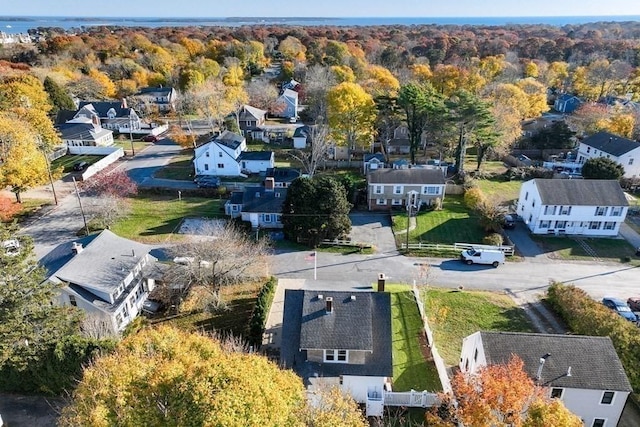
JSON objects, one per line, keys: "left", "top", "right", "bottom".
{"left": 72, "top": 242, "right": 83, "bottom": 255}
{"left": 325, "top": 297, "right": 333, "bottom": 313}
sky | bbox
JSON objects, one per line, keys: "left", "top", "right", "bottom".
{"left": 3, "top": 0, "right": 640, "bottom": 18}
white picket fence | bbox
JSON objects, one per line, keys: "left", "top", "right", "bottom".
{"left": 401, "top": 241, "right": 515, "bottom": 256}
{"left": 382, "top": 390, "right": 439, "bottom": 407}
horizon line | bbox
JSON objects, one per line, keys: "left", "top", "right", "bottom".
{"left": 2, "top": 14, "right": 640, "bottom": 19}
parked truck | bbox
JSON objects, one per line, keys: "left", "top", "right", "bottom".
{"left": 460, "top": 248, "right": 505, "bottom": 267}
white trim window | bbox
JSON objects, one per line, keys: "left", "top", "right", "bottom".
{"left": 592, "top": 419, "right": 605, "bottom": 427}
{"left": 539, "top": 220, "right": 551, "bottom": 229}
{"left": 375, "top": 185, "right": 383, "bottom": 194}
{"left": 603, "top": 221, "right": 616, "bottom": 230}
{"left": 263, "top": 214, "right": 272, "bottom": 223}
{"left": 611, "top": 207, "right": 623, "bottom": 216}
{"left": 544, "top": 206, "right": 557, "bottom": 215}
{"left": 550, "top": 388, "right": 564, "bottom": 399}
{"left": 595, "top": 206, "right": 607, "bottom": 216}
{"left": 393, "top": 185, "right": 403, "bottom": 194}
{"left": 69, "top": 295, "right": 77, "bottom": 306}
{"left": 589, "top": 221, "right": 602, "bottom": 230}
{"left": 324, "top": 349, "right": 348, "bottom": 363}
{"left": 600, "top": 391, "right": 615, "bottom": 405}
{"left": 392, "top": 199, "right": 402, "bottom": 206}
{"left": 555, "top": 220, "right": 567, "bottom": 229}
{"left": 377, "top": 199, "right": 386, "bottom": 205}
{"left": 422, "top": 186, "right": 439, "bottom": 195}
{"left": 559, "top": 206, "right": 571, "bottom": 215}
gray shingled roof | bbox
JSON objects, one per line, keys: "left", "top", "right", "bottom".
{"left": 239, "top": 104, "right": 267, "bottom": 121}
{"left": 281, "top": 290, "right": 393, "bottom": 381}
{"left": 56, "top": 122, "right": 112, "bottom": 141}
{"left": 582, "top": 131, "right": 640, "bottom": 156}
{"left": 533, "top": 179, "right": 628, "bottom": 206}
{"left": 136, "top": 86, "right": 175, "bottom": 97}
{"left": 78, "top": 101, "right": 133, "bottom": 118}
{"left": 266, "top": 167, "right": 301, "bottom": 183}
{"left": 368, "top": 168, "right": 445, "bottom": 185}
{"left": 237, "top": 151, "right": 274, "bottom": 161}
{"left": 214, "top": 130, "right": 245, "bottom": 149}
{"left": 51, "top": 230, "right": 155, "bottom": 295}
{"left": 241, "top": 187, "right": 286, "bottom": 213}
{"left": 364, "top": 153, "right": 385, "bottom": 162}
{"left": 479, "top": 331, "right": 632, "bottom": 391}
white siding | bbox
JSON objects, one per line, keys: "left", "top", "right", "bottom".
{"left": 341, "top": 375, "right": 387, "bottom": 403}
{"left": 577, "top": 142, "right": 640, "bottom": 178}
{"left": 560, "top": 388, "right": 628, "bottom": 427}
{"left": 459, "top": 331, "right": 487, "bottom": 373}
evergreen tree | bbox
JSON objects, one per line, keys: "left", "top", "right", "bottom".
{"left": 43, "top": 76, "right": 76, "bottom": 115}
{"left": 581, "top": 157, "right": 625, "bottom": 180}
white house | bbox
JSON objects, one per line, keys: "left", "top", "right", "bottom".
{"left": 460, "top": 331, "right": 632, "bottom": 427}
{"left": 42, "top": 230, "right": 161, "bottom": 334}
{"left": 516, "top": 179, "right": 628, "bottom": 236}
{"left": 363, "top": 153, "right": 386, "bottom": 174}
{"left": 225, "top": 177, "right": 286, "bottom": 229}
{"left": 193, "top": 131, "right": 246, "bottom": 177}
{"left": 577, "top": 131, "right": 640, "bottom": 178}
{"left": 57, "top": 116, "right": 114, "bottom": 148}
{"left": 237, "top": 151, "right": 275, "bottom": 174}
{"left": 76, "top": 100, "right": 142, "bottom": 134}
{"left": 280, "top": 289, "right": 393, "bottom": 405}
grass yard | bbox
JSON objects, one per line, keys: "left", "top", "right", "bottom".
{"left": 110, "top": 194, "right": 225, "bottom": 243}
{"left": 160, "top": 281, "right": 263, "bottom": 337}
{"left": 386, "top": 285, "right": 442, "bottom": 392}
{"left": 113, "top": 139, "right": 149, "bottom": 154}
{"left": 531, "top": 235, "right": 639, "bottom": 263}
{"left": 51, "top": 154, "right": 104, "bottom": 173}
{"left": 153, "top": 151, "right": 194, "bottom": 181}
{"left": 393, "top": 195, "right": 484, "bottom": 247}
{"left": 423, "top": 288, "right": 534, "bottom": 366}
{"left": 475, "top": 178, "right": 523, "bottom": 206}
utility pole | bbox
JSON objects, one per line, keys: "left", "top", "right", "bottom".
{"left": 406, "top": 202, "right": 411, "bottom": 251}
{"left": 129, "top": 114, "right": 135, "bottom": 156}
{"left": 43, "top": 150, "right": 58, "bottom": 205}
{"left": 72, "top": 177, "right": 89, "bottom": 236}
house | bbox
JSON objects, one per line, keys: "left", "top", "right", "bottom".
{"left": 266, "top": 167, "right": 301, "bottom": 188}
{"left": 233, "top": 104, "right": 267, "bottom": 139}
{"left": 193, "top": 130, "right": 274, "bottom": 176}
{"left": 274, "top": 88, "right": 299, "bottom": 119}
{"left": 76, "top": 100, "right": 142, "bottom": 134}
{"left": 367, "top": 169, "right": 446, "bottom": 211}
{"left": 41, "top": 230, "right": 161, "bottom": 333}
{"left": 134, "top": 86, "right": 177, "bottom": 113}
{"left": 516, "top": 179, "right": 628, "bottom": 236}
{"left": 224, "top": 177, "right": 286, "bottom": 228}
{"left": 282, "top": 78, "right": 299, "bottom": 91}
{"left": 392, "top": 159, "right": 409, "bottom": 170}
{"left": 554, "top": 94, "right": 582, "bottom": 114}
{"left": 237, "top": 151, "right": 275, "bottom": 174}
{"left": 387, "top": 125, "right": 411, "bottom": 154}
{"left": 577, "top": 131, "right": 640, "bottom": 178}
{"left": 293, "top": 125, "right": 310, "bottom": 149}
{"left": 460, "top": 331, "right": 632, "bottom": 427}
{"left": 280, "top": 289, "right": 393, "bottom": 404}
{"left": 57, "top": 117, "right": 114, "bottom": 148}
{"left": 363, "top": 153, "right": 386, "bottom": 174}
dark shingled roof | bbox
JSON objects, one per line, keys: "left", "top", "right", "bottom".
{"left": 582, "top": 131, "right": 640, "bottom": 156}
{"left": 479, "top": 332, "right": 632, "bottom": 392}
{"left": 241, "top": 187, "right": 286, "bottom": 213}
{"left": 228, "top": 191, "right": 244, "bottom": 205}
{"left": 368, "top": 168, "right": 445, "bottom": 185}
{"left": 213, "top": 130, "right": 244, "bottom": 150}
{"left": 533, "top": 179, "right": 628, "bottom": 206}
{"left": 364, "top": 153, "right": 385, "bottom": 162}
{"left": 266, "top": 167, "right": 301, "bottom": 183}
{"left": 78, "top": 101, "right": 133, "bottom": 118}
{"left": 281, "top": 290, "right": 393, "bottom": 381}
{"left": 237, "top": 151, "right": 274, "bottom": 161}
{"left": 136, "top": 86, "right": 175, "bottom": 96}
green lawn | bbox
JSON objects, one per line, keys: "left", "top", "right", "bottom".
{"left": 153, "top": 151, "right": 194, "bottom": 181}
{"left": 387, "top": 285, "right": 442, "bottom": 392}
{"left": 531, "top": 235, "right": 638, "bottom": 263}
{"left": 113, "top": 139, "right": 149, "bottom": 154}
{"left": 110, "top": 194, "right": 225, "bottom": 243}
{"left": 50, "top": 154, "right": 104, "bottom": 173}
{"left": 423, "top": 288, "right": 534, "bottom": 366}
{"left": 393, "top": 195, "right": 484, "bottom": 246}
{"left": 475, "top": 179, "right": 523, "bottom": 206}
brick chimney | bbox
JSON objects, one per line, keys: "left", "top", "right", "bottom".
{"left": 72, "top": 242, "right": 84, "bottom": 255}
{"left": 265, "top": 177, "right": 275, "bottom": 191}
{"left": 377, "top": 273, "right": 386, "bottom": 292}
{"left": 325, "top": 297, "right": 333, "bottom": 313}
{"left": 121, "top": 98, "right": 128, "bottom": 109}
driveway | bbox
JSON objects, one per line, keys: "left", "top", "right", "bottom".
{"left": 348, "top": 211, "right": 397, "bottom": 253}
{"left": 504, "top": 221, "right": 548, "bottom": 261}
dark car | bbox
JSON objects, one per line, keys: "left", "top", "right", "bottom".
{"left": 194, "top": 175, "right": 221, "bottom": 188}
{"left": 142, "top": 134, "right": 159, "bottom": 142}
{"left": 627, "top": 297, "right": 640, "bottom": 312}
{"left": 503, "top": 214, "right": 516, "bottom": 229}
{"left": 602, "top": 297, "right": 638, "bottom": 322}
{"left": 142, "top": 299, "right": 164, "bottom": 314}
{"left": 73, "top": 161, "right": 88, "bottom": 171}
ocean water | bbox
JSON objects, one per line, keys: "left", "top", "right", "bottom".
{"left": 1, "top": 15, "right": 640, "bottom": 34}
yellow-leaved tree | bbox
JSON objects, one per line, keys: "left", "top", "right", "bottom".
{"left": 327, "top": 82, "right": 376, "bottom": 150}
{"left": 60, "top": 326, "right": 367, "bottom": 427}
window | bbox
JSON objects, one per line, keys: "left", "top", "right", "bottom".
{"left": 611, "top": 207, "right": 623, "bottom": 216}
{"left": 375, "top": 185, "right": 383, "bottom": 194}
{"left": 525, "top": 191, "right": 529, "bottom": 201}
{"left": 550, "top": 388, "right": 564, "bottom": 399}
{"left": 595, "top": 206, "right": 607, "bottom": 216}
{"left": 423, "top": 186, "right": 439, "bottom": 195}
{"left": 393, "top": 185, "right": 403, "bottom": 194}
{"left": 629, "top": 158, "right": 635, "bottom": 165}
{"left": 555, "top": 220, "right": 567, "bottom": 229}
{"left": 377, "top": 199, "right": 386, "bottom": 205}
{"left": 601, "top": 391, "right": 615, "bottom": 404}
{"left": 116, "top": 313, "right": 123, "bottom": 326}
{"left": 560, "top": 206, "right": 571, "bottom": 215}
{"left": 603, "top": 221, "right": 616, "bottom": 230}
{"left": 232, "top": 205, "right": 238, "bottom": 211}
{"left": 392, "top": 199, "right": 402, "bottom": 205}
{"left": 587, "top": 146, "right": 591, "bottom": 153}
{"left": 324, "top": 349, "right": 348, "bottom": 363}
{"left": 539, "top": 220, "right": 550, "bottom": 228}
{"left": 204, "top": 164, "right": 209, "bottom": 171}
{"left": 263, "top": 214, "right": 271, "bottom": 223}
{"left": 532, "top": 200, "right": 535, "bottom": 208}
{"left": 218, "top": 151, "right": 223, "bottom": 157}
{"left": 205, "top": 151, "right": 210, "bottom": 157}
{"left": 69, "top": 295, "right": 77, "bottom": 306}
{"left": 589, "top": 221, "right": 602, "bottom": 230}
{"left": 473, "top": 348, "right": 478, "bottom": 362}
{"left": 592, "top": 420, "right": 605, "bottom": 427}
{"left": 217, "top": 163, "right": 224, "bottom": 168}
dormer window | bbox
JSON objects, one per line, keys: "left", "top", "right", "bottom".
{"left": 107, "top": 108, "right": 116, "bottom": 119}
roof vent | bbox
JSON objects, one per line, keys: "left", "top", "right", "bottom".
{"left": 325, "top": 297, "right": 333, "bottom": 313}
{"left": 350, "top": 295, "right": 356, "bottom": 301}
{"left": 317, "top": 294, "right": 323, "bottom": 300}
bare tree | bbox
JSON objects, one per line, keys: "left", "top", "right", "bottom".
{"left": 303, "top": 64, "right": 336, "bottom": 123}
{"left": 166, "top": 223, "right": 270, "bottom": 298}
{"left": 85, "top": 194, "right": 129, "bottom": 229}
{"left": 80, "top": 313, "right": 118, "bottom": 340}
{"left": 288, "top": 124, "right": 330, "bottom": 177}
{"left": 246, "top": 79, "right": 279, "bottom": 111}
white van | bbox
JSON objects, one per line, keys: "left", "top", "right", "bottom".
{"left": 460, "top": 248, "right": 505, "bottom": 267}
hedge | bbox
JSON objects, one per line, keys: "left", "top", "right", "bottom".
{"left": 547, "top": 282, "right": 640, "bottom": 392}
{"left": 248, "top": 276, "right": 278, "bottom": 348}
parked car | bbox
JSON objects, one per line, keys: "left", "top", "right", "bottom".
{"left": 2, "top": 239, "right": 20, "bottom": 256}
{"left": 503, "top": 214, "right": 515, "bottom": 229}
{"left": 142, "top": 299, "right": 164, "bottom": 314}
{"left": 194, "top": 175, "right": 221, "bottom": 188}
{"left": 627, "top": 297, "right": 640, "bottom": 312}
{"left": 460, "top": 248, "right": 505, "bottom": 268}
{"left": 142, "top": 134, "right": 159, "bottom": 142}
{"left": 602, "top": 297, "right": 638, "bottom": 322}
{"left": 73, "top": 161, "right": 88, "bottom": 171}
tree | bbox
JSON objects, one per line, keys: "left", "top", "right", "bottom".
{"left": 166, "top": 224, "right": 270, "bottom": 297}
{"left": 60, "top": 326, "right": 307, "bottom": 426}
{"left": 278, "top": 36, "right": 307, "bottom": 62}
{"left": 82, "top": 168, "right": 137, "bottom": 229}
{"left": 515, "top": 78, "right": 550, "bottom": 118}
{"left": 581, "top": 157, "right": 625, "bottom": 180}
{"left": 427, "top": 355, "right": 580, "bottom": 427}
{"left": 282, "top": 176, "right": 352, "bottom": 247}
{"left": 529, "top": 121, "right": 575, "bottom": 149}
{"left": 43, "top": 76, "right": 75, "bottom": 115}
{"left": 327, "top": 82, "right": 376, "bottom": 151}
{"left": 288, "top": 124, "right": 330, "bottom": 177}
{"left": 523, "top": 398, "right": 583, "bottom": 427}
{"left": 246, "top": 79, "right": 279, "bottom": 111}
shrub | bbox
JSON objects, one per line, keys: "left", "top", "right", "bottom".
{"left": 483, "top": 233, "right": 503, "bottom": 246}
{"left": 463, "top": 187, "right": 486, "bottom": 210}
{"left": 248, "top": 276, "right": 278, "bottom": 347}
{"left": 0, "top": 196, "right": 21, "bottom": 221}
{"left": 547, "top": 282, "right": 640, "bottom": 392}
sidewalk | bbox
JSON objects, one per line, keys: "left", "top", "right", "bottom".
{"left": 619, "top": 222, "right": 640, "bottom": 249}
{"left": 262, "top": 278, "right": 305, "bottom": 350}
